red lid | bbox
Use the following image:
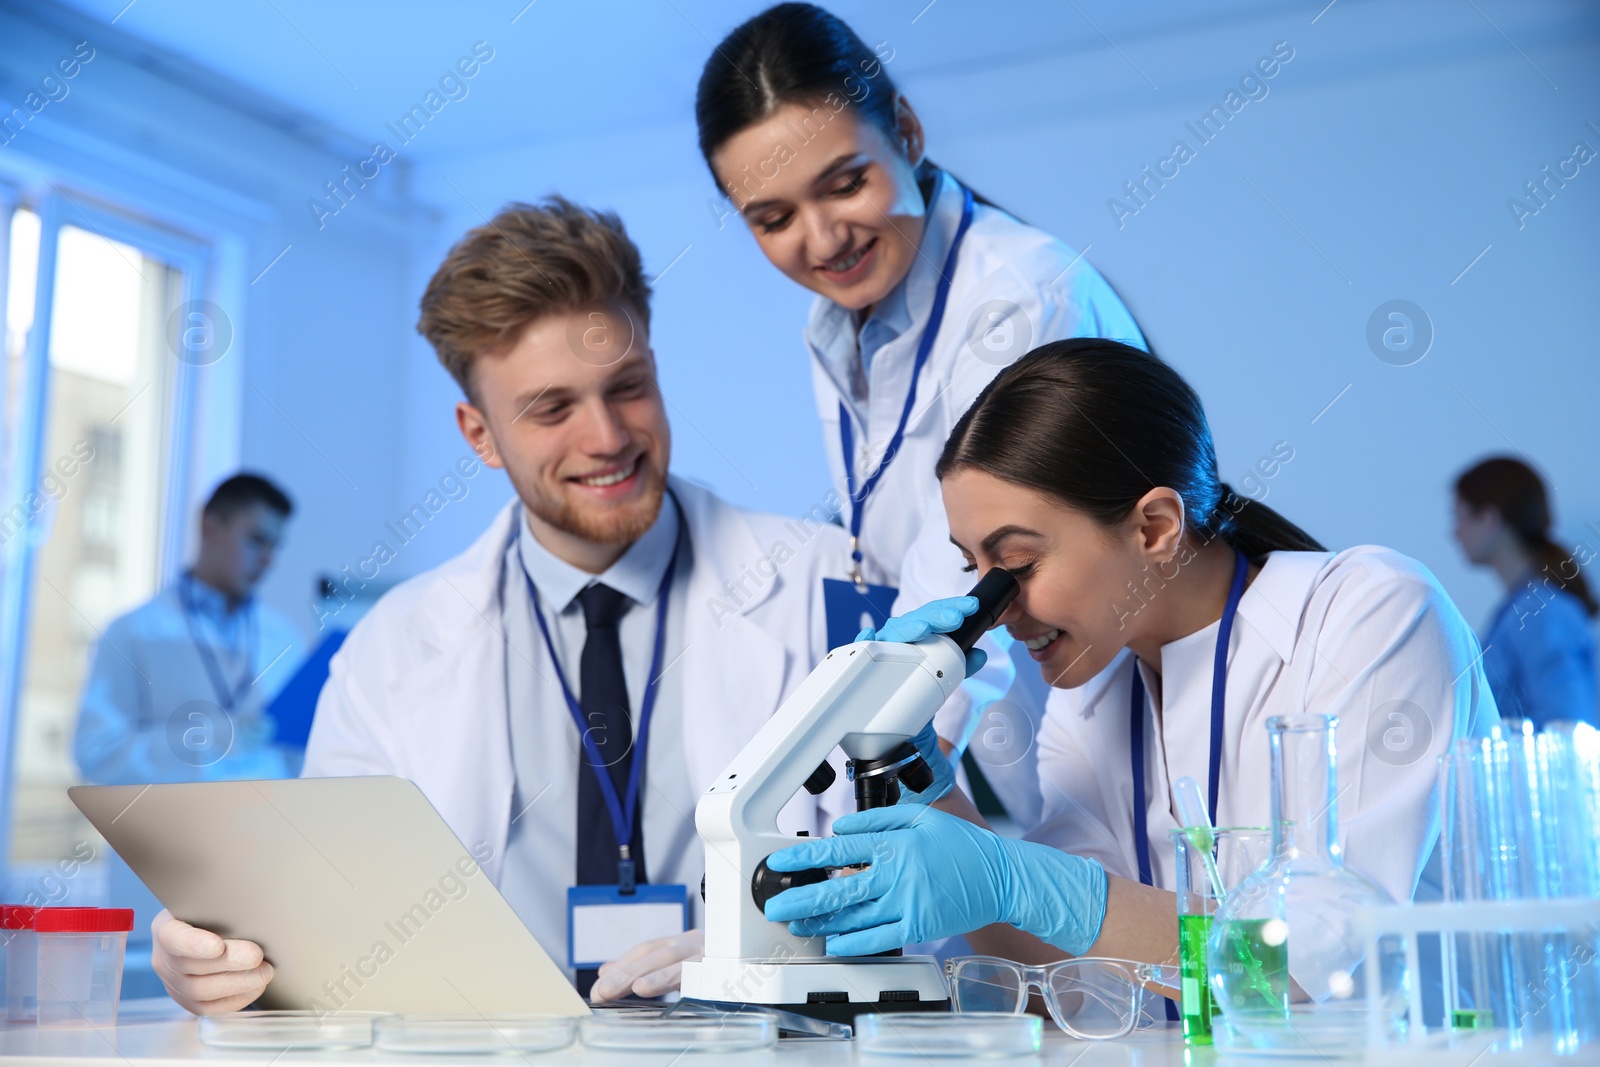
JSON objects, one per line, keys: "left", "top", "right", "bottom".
{"left": 33, "top": 908, "right": 134, "bottom": 933}
{"left": 0, "top": 905, "right": 36, "bottom": 929}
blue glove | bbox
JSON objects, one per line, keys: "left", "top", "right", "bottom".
{"left": 763, "top": 805, "right": 1107, "bottom": 957}
{"left": 857, "top": 596, "right": 988, "bottom": 679}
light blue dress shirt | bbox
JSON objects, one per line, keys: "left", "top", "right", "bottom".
{"left": 821, "top": 275, "right": 912, "bottom": 429}
{"left": 1482, "top": 575, "right": 1598, "bottom": 727}
{"left": 497, "top": 494, "right": 698, "bottom": 975}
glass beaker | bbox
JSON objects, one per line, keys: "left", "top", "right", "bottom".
{"left": 1206, "top": 714, "right": 1410, "bottom": 1055}
{"left": 1172, "top": 826, "right": 1272, "bottom": 1045}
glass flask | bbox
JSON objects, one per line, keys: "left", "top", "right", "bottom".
{"left": 1206, "top": 714, "right": 1409, "bottom": 1054}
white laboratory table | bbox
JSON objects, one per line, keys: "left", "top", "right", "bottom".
{"left": 0, "top": 1000, "right": 1532, "bottom": 1066}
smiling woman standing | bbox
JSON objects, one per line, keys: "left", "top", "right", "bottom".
{"left": 696, "top": 3, "right": 1145, "bottom": 826}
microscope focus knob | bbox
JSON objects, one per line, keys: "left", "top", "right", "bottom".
{"left": 751, "top": 856, "right": 827, "bottom": 911}
{"left": 802, "top": 760, "right": 837, "bottom": 796}
{"left": 898, "top": 754, "right": 935, "bottom": 795}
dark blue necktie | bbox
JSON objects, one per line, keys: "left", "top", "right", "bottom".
{"left": 573, "top": 582, "right": 647, "bottom": 998}
{"left": 575, "top": 582, "right": 649, "bottom": 887}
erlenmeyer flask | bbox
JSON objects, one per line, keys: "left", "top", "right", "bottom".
{"left": 1206, "top": 713, "right": 1409, "bottom": 1054}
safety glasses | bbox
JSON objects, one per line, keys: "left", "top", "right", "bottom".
{"left": 945, "top": 955, "right": 1179, "bottom": 1041}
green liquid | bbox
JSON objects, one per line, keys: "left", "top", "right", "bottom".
{"left": 1179, "top": 913, "right": 1217, "bottom": 1044}
{"left": 1211, "top": 918, "right": 1290, "bottom": 1022}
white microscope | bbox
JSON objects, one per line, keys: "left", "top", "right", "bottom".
{"left": 678, "top": 569, "right": 1018, "bottom": 1023}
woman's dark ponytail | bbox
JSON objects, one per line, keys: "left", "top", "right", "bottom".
{"left": 936, "top": 339, "right": 1324, "bottom": 560}
{"left": 1456, "top": 457, "right": 1597, "bottom": 617}
{"left": 1213, "top": 482, "right": 1326, "bottom": 558}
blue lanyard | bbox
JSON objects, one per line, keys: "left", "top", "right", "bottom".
{"left": 178, "top": 573, "right": 257, "bottom": 713}
{"left": 838, "top": 183, "right": 976, "bottom": 586}
{"left": 1130, "top": 547, "right": 1249, "bottom": 887}
{"left": 525, "top": 512, "right": 681, "bottom": 890}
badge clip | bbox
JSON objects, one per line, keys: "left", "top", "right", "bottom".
{"left": 617, "top": 846, "right": 637, "bottom": 895}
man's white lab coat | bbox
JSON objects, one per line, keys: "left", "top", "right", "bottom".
{"left": 75, "top": 581, "right": 304, "bottom": 784}
{"left": 302, "top": 477, "right": 853, "bottom": 887}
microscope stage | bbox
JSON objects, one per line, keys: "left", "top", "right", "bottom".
{"left": 679, "top": 954, "right": 951, "bottom": 1023}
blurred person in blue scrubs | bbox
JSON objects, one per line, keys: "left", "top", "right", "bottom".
{"left": 1452, "top": 457, "right": 1598, "bottom": 727}
{"left": 74, "top": 473, "right": 306, "bottom": 782}
{"left": 695, "top": 3, "right": 1147, "bottom": 829}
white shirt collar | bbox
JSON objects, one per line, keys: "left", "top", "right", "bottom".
{"left": 516, "top": 492, "right": 681, "bottom": 614}
{"left": 1144, "top": 549, "right": 1335, "bottom": 671}
{"left": 1233, "top": 549, "right": 1336, "bottom": 663}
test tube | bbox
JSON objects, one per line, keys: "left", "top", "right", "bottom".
{"left": 1505, "top": 721, "right": 1578, "bottom": 1052}
{"left": 1440, "top": 746, "right": 1492, "bottom": 1031}
{"left": 1172, "top": 826, "right": 1272, "bottom": 1045}
{"left": 1533, "top": 725, "right": 1600, "bottom": 1047}
{"left": 1541, "top": 718, "right": 1600, "bottom": 1041}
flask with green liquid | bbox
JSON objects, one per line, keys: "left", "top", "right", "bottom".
{"left": 1206, "top": 714, "right": 1410, "bottom": 1054}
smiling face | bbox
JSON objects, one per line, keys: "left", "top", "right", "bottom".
{"left": 943, "top": 468, "right": 1194, "bottom": 689}
{"left": 710, "top": 100, "right": 928, "bottom": 312}
{"left": 455, "top": 301, "right": 670, "bottom": 572}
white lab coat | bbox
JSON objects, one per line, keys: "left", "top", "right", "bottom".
{"left": 75, "top": 581, "right": 304, "bottom": 784}
{"left": 1028, "top": 546, "right": 1501, "bottom": 907}
{"left": 302, "top": 477, "right": 853, "bottom": 888}
{"left": 806, "top": 168, "right": 1147, "bottom": 828}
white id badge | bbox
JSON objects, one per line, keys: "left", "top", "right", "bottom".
{"left": 567, "top": 884, "right": 689, "bottom": 971}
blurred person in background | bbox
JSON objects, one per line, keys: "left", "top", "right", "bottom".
{"left": 74, "top": 473, "right": 306, "bottom": 782}
{"left": 1452, "top": 456, "right": 1597, "bottom": 727}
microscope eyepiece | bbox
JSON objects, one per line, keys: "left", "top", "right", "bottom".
{"left": 947, "top": 568, "right": 1020, "bottom": 653}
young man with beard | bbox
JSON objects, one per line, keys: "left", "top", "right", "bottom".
{"left": 148, "top": 198, "right": 852, "bottom": 1010}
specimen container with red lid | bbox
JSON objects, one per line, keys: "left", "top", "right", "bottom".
{"left": 34, "top": 907, "right": 135, "bottom": 1028}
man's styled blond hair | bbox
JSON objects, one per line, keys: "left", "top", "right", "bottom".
{"left": 416, "top": 196, "right": 653, "bottom": 398}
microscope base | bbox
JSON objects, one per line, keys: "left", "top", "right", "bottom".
{"left": 679, "top": 955, "right": 950, "bottom": 1023}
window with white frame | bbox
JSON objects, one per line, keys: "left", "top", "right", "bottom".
{"left": 0, "top": 187, "right": 208, "bottom": 890}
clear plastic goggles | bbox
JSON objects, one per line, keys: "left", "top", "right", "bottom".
{"left": 944, "top": 955, "right": 1179, "bottom": 1041}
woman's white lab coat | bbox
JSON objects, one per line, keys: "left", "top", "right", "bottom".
{"left": 1027, "top": 546, "right": 1501, "bottom": 906}
{"left": 302, "top": 477, "right": 852, "bottom": 884}
{"left": 805, "top": 168, "right": 1147, "bottom": 827}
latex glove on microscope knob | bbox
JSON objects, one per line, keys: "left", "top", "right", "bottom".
{"left": 761, "top": 805, "right": 1108, "bottom": 959}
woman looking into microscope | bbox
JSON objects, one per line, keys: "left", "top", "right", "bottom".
{"left": 763, "top": 338, "right": 1498, "bottom": 986}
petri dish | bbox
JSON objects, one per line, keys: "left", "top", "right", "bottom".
{"left": 855, "top": 1012, "right": 1042, "bottom": 1058}
{"left": 197, "top": 1010, "right": 388, "bottom": 1049}
{"left": 578, "top": 1014, "right": 776, "bottom": 1052}
{"left": 373, "top": 1013, "right": 577, "bottom": 1054}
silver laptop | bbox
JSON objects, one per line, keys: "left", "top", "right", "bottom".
{"left": 71, "top": 776, "right": 589, "bottom": 1016}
